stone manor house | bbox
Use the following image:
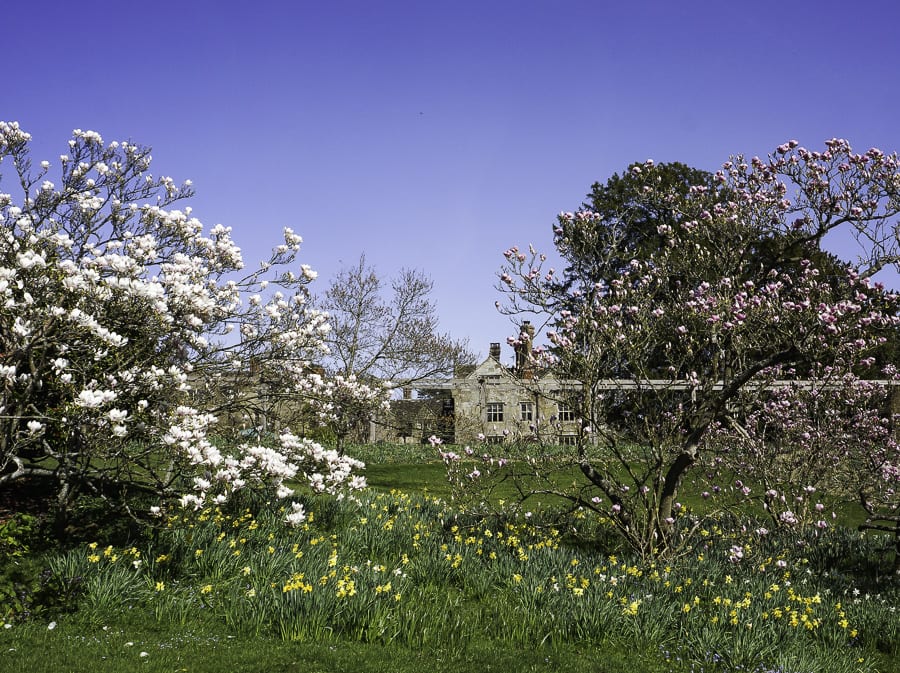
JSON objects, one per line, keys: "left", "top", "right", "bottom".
{"left": 373, "top": 340, "right": 900, "bottom": 446}
{"left": 372, "top": 322, "right": 582, "bottom": 446}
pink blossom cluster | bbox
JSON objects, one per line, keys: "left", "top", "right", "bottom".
{"left": 490, "top": 138, "right": 900, "bottom": 554}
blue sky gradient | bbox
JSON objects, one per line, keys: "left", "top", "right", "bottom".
{"left": 6, "top": 0, "right": 900, "bottom": 360}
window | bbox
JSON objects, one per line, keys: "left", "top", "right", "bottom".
{"left": 485, "top": 435, "right": 505, "bottom": 444}
{"left": 558, "top": 434, "right": 577, "bottom": 446}
{"left": 519, "top": 401, "right": 533, "bottom": 422}
{"left": 486, "top": 402, "right": 504, "bottom": 422}
{"left": 557, "top": 401, "right": 576, "bottom": 422}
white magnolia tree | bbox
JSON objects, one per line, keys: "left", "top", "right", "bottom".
{"left": 294, "top": 372, "right": 391, "bottom": 452}
{"left": 0, "top": 122, "right": 364, "bottom": 525}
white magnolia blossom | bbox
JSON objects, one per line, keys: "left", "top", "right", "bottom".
{"left": 295, "top": 372, "right": 391, "bottom": 438}
{"left": 16, "top": 249, "right": 46, "bottom": 269}
{"left": 0, "top": 122, "right": 366, "bottom": 517}
{"left": 285, "top": 501, "right": 307, "bottom": 527}
{"left": 75, "top": 389, "right": 118, "bottom": 408}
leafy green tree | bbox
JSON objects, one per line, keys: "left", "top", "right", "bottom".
{"left": 552, "top": 161, "right": 897, "bottom": 379}
{"left": 556, "top": 162, "right": 722, "bottom": 289}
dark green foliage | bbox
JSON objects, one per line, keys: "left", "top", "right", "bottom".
{"left": 0, "top": 513, "right": 74, "bottom": 622}
{"left": 560, "top": 162, "right": 722, "bottom": 285}
{"left": 0, "top": 512, "right": 37, "bottom": 558}
{"left": 554, "top": 161, "right": 899, "bottom": 378}
{"left": 0, "top": 513, "right": 40, "bottom": 619}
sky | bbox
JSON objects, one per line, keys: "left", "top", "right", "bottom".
{"left": 5, "top": 0, "right": 900, "bottom": 363}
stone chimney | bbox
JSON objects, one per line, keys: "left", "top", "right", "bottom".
{"left": 515, "top": 321, "right": 535, "bottom": 371}
{"left": 489, "top": 342, "right": 501, "bottom": 360}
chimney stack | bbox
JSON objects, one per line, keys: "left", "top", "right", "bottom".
{"left": 523, "top": 320, "right": 535, "bottom": 340}
{"left": 489, "top": 342, "right": 501, "bottom": 360}
{"left": 515, "top": 321, "right": 535, "bottom": 371}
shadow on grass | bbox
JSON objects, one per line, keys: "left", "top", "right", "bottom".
{"left": 0, "top": 617, "right": 680, "bottom": 673}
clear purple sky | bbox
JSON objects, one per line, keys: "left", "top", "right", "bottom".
{"left": 6, "top": 1, "right": 900, "bottom": 362}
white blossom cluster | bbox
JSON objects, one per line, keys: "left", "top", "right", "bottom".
{"left": 295, "top": 372, "right": 391, "bottom": 443}
{"left": 172, "top": 429, "right": 366, "bottom": 524}
{"left": 0, "top": 122, "right": 365, "bottom": 518}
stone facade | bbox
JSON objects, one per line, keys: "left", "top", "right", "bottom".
{"left": 373, "top": 335, "right": 582, "bottom": 445}
{"left": 438, "top": 341, "right": 581, "bottom": 445}
{"left": 372, "top": 394, "right": 454, "bottom": 445}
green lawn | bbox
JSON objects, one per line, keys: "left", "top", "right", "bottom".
{"left": 2, "top": 443, "right": 898, "bottom": 673}
{"left": 0, "top": 619, "right": 680, "bottom": 673}
{"left": 365, "top": 462, "right": 451, "bottom": 498}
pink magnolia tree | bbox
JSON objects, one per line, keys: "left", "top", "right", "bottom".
{"left": 0, "top": 122, "right": 364, "bottom": 526}
{"left": 493, "top": 140, "right": 900, "bottom": 557}
{"left": 704, "top": 368, "right": 900, "bottom": 528}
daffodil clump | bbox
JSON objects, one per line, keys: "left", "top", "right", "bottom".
{"left": 45, "top": 489, "right": 899, "bottom": 672}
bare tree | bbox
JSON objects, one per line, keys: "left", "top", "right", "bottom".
{"left": 318, "top": 255, "right": 474, "bottom": 387}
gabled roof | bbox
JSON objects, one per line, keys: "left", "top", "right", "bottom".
{"left": 388, "top": 398, "right": 446, "bottom": 423}
{"left": 466, "top": 355, "right": 508, "bottom": 379}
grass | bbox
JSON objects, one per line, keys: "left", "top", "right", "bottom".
{"left": 0, "top": 617, "right": 675, "bottom": 673}
{"left": 10, "top": 489, "right": 898, "bottom": 672}
{"left": 354, "top": 441, "right": 883, "bottom": 532}
{"left": 365, "top": 462, "right": 451, "bottom": 498}
{"left": 2, "top": 442, "right": 899, "bottom": 673}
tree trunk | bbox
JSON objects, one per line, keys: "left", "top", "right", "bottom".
{"left": 657, "top": 447, "right": 697, "bottom": 543}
